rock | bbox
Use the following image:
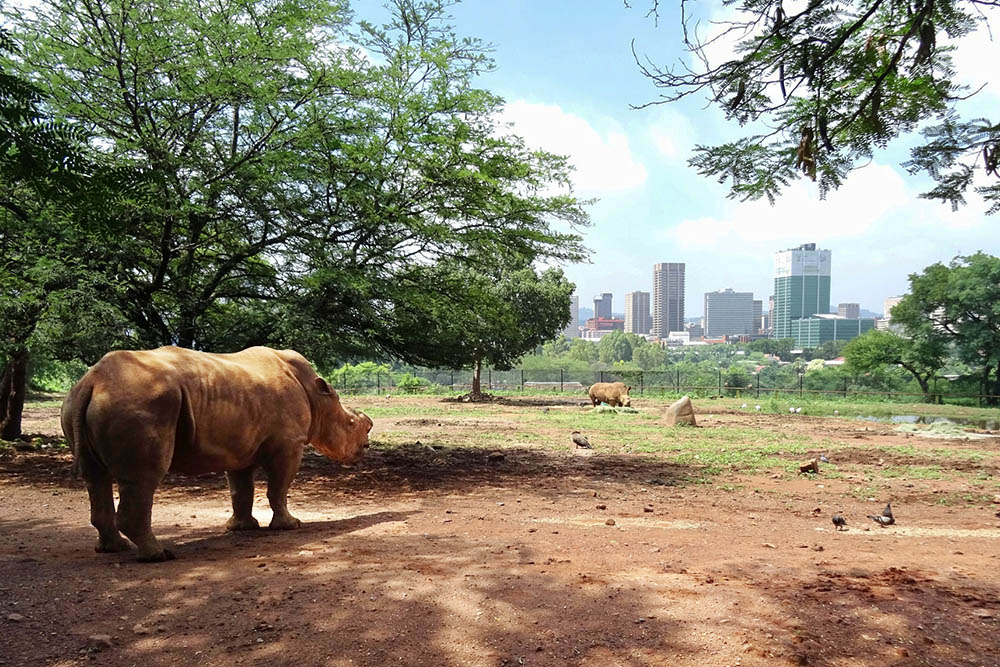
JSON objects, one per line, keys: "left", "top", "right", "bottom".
{"left": 643, "top": 505, "right": 654, "bottom": 513}
{"left": 664, "top": 396, "right": 696, "bottom": 427}
{"left": 87, "top": 635, "right": 112, "bottom": 652}
{"left": 596, "top": 504, "right": 607, "bottom": 510}
{"left": 132, "top": 623, "right": 150, "bottom": 635}
{"left": 6, "top": 613, "right": 25, "bottom": 622}
{"left": 992, "top": 494, "right": 1000, "bottom": 504}
{"left": 605, "top": 519, "right": 616, "bottom": 526}
{"left": 487, "top": 452, "right": 505, "bottom": 463}
{"left": 799, "top": 458, "right": 820, "bottom": 474}
{"left": 763, "top": 543, "right": 776, "bottom": 549}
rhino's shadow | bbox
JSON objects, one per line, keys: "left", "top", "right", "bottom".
{"left": 163, "top": 510, "right": 418, "bottom": 560}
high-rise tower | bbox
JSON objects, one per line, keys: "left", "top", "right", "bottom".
{"left": 624, "top": 291, "right": 651, "bottom": 334}
{"left": 652, "top": 263, "right": 685, "bottom": 337}
{"left": 593, "top": 293, "right": 613, "bottom": 320}
{"left": 772, "top": 243, "right": 831, "bottom": 339}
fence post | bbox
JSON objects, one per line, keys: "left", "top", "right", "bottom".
{"left": 560, "top": 368, "right": 564, "bottom": 393}
{"left": 520, "top": 369, "right": 524, "bottom": 392}
{"left": 600, "top": 370, "right": 605, "bottom": 383}
{"left": 798, "top": 373, "right": 803, "bottom": 397}
{"left": 376, "top": 371, "right": 380, "bottom": 396}
{"left": 756, "top": 373, "right": 760, "bottom": 399}
{"left": 488, "top": 369, "right": 492, "bottom": 392}
{"left": 843, "top": 378, "right": 848, "bottom": 398}
{"left": 451, "top": 371, "right": 454, "bottom": 391}
{"left": 640, "top": 372, "right": 644, "bottom": 396}
{"left": 676, "top": 369, "right": 680, "bottom": 393}
{"left": 718, "top": 369, "right": 722, "bottom": 396}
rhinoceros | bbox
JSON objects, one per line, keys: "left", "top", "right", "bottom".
{"left": 588, "top": 381, "right": 632, "bottom": 408}
{"left": 61, "top": 346, "right": 372, "bottom": 562}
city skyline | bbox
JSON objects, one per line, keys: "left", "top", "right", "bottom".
{"left": 435, "top": 3, "right": 999, "bottom": 318}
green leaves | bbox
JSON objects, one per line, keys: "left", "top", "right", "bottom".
{"left": 634, "top": 0, "right": 996, "bottom": 211}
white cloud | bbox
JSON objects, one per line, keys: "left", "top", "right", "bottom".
{"left": 648, "top": 108, "right": 697, "bottom": 159}
{"left": 498, "top": 100, "right": 648, "bottom": 196}
{"left": 668, "top": 163, "right": 912, "bottom": 249}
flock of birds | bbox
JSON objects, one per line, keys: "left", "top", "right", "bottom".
{"left": 833, "top": 502, "right": 896, "bottom": 531}
{"left": 738, "top": 403, "right": 843, "bottom": 417}
{"left": 570, "top": 429, "right": 898, "bottom": 534}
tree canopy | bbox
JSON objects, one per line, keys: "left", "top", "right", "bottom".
{"left": 892, "top": 252, "right": 1000, "bottom": 401}
{"left": 631, "top": 0, "right": 999, "bottom": 212}
{"left": 0, "top": 0, "right": 591, "bottom": 436}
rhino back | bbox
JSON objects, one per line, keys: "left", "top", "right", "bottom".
{"left": 81, "top": 347, "right": 311, "bottom": 474}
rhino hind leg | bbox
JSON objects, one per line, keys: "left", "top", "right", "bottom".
{"left": 116, "top": 479, "right": 174, "bottom": 562}
{"left": 225, "top": 467, "right": 260, "bottom": 531}
{"left": 84, "top": 468, "right": 130, "bottom": 554}
{"left": 262, "top": 452, "right": 302, "bottom": 530}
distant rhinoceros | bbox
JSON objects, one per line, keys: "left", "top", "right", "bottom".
{"left": 62, "top": 346, "right": 372, "bottom": 562}
{"left": 588, "top": 381, "right": 632, "bottom": 408}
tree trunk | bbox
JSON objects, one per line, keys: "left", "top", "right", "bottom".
{"left": 0, "top": 350, "right": 29, "bottom": 441}
{"left": 472, "top": 359, "right": 482, "bottom": 396}
{"left": 916, "top": 375, "right": 931, "bottom": 403}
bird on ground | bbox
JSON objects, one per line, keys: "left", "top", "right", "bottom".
{"left": 741, "top": 403, "right": 748, "bottom": 409}
{"left": 795, "top": 407, "right": 802, "bottom": 413}
{"left": 789, "top": 407, "right": 795, "bottom": 413}
{"left": 833, "top": 409, "right": 840, "bottom": 416}
{"left": 754, "top": 405, "right": 761, "bottom": 411}
{"left": 867, "top": 503, "right": 895, "bottom": 526}
{"left": 571, "top": 431, "right": 592, "bottom": 449}
{"left": 832, "top": 515, "right": 847, "bottom": 531}
{"left": 819, "top": 454, "right": 830, "bottom": 463}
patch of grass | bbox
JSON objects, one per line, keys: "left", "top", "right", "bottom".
{"left": 880, "top": 465, "right": 947, "bottom": 480}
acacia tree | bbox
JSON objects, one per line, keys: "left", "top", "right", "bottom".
{"left": 843, "top": 328, "right": 946, "bottom": 398}
{"left": 6, "top": 0, "right": 588, "bottom": 359}
{"left": 631, "top": 0, "right": 999, "bottom": 212}
{"left": 892, "top": 252, "right": 1000, "bottom": 402}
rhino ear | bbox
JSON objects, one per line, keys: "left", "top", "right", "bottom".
{"left": 314, "top": 377, "right": 337, "bottom": 397}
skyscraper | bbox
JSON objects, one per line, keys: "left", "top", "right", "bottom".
{"left": 838, "top": 303, "right": 860, "bottom": 319}
{"left": 624, "top": 291, "right": 651, "bottom": 334}
{"left": 594, "top": 292, "right": 613, "bottom": 320}
{"left": 752, "top": 299, "right": 763, "bottom": 334}
{"left": 652, "top": 262, "right": 685, "bottom": 337}
{"left": 704, "top": 289, "right": 754, "bottom": 338}
{"left": 772, "top": 243, "right": 831, "bottom": 339}
{"left": 563, "top": 294, "right": 580, "bottom": 338}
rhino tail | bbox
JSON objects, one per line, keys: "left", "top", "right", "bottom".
{"left": 64, "top": 381, "right": 96, "bottom": 481}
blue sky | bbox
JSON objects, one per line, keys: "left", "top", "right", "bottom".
{"left": 370, "top": 1, "right": 1000, "bottom": 317}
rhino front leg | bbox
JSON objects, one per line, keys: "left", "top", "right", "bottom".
{"left": 262, "top": 452, "right": 302, "bottom": 530}
{"left": 225, "top": 467, "right": 260, "bottom": 531}
{"left": 116, "top": 479, "right": 174, "bottom": 562}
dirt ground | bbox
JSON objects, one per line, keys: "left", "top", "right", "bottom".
{"left": 2, "top": 396, "right": 1000, "bottom": 667}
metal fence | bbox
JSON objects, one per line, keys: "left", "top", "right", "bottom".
{"left": 331, "top": 368, "right": 1000, "bottom": 406}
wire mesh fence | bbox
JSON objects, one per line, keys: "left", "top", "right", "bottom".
{"left": 330, "top": 368, "right": 1000, "bottom": 406}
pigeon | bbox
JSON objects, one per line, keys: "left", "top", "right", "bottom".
{"left": 754, "top": 405, "right": 761, "bottom": 411}
{"left": 741, "top": 403, "right": 748, "bottom": 409}
{"left": 795, "top": 407, "right": 802, "bottom": 414}
{"left": 833, "top": 409, "right": 840, "bottom": 416}
{"left": 819, "top": 454, "right": 829, "bottom": 463}
{"left": 832, "top": 515, "right": 847, "bottom": 531}
{"left": 571, "top": 431, "right": 592, "bottom": 449}
{"left": 867, "top": 503, "right": 895, "bottom": 526}
{"left": 789, "top": 407, "right": 795, "bottom": 413}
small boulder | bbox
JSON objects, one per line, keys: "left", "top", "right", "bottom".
{"left": 799, "top": 458, "right": 820, "bottom": 474}
{"left": 87, "top": 635, "right": 113, "bottom": 652}
{"left": 664, "top": 396, "right": 696, "bottom": 427}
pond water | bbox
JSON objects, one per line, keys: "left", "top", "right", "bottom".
{"left": 857, "top": 415, "right": 1000, "bottom": 430}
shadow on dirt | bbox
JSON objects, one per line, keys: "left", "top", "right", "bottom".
{"left": 1, "top": 443, "right": 704, "bottom": 499}
{"left": 0, "top": 517, "right": 699, "bottom": 667}
{"left": 713, "top": 560, "right": 1000, "bottom": 665}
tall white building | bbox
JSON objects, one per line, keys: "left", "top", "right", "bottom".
{"left": 624, "top": 291, "right": 651, "bottom": 335}
{"left": 772, "top": 243, "right": 831, "bottom": 339}
{"left": 563, "top": 294, "right": 579, "bottom": 338}
{"left": 652, "top": 262, "right": 685, "bottom": 338}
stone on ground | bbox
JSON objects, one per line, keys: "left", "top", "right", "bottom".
{"left": 664, "top": 396, "right": 696, "bottom": 426}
